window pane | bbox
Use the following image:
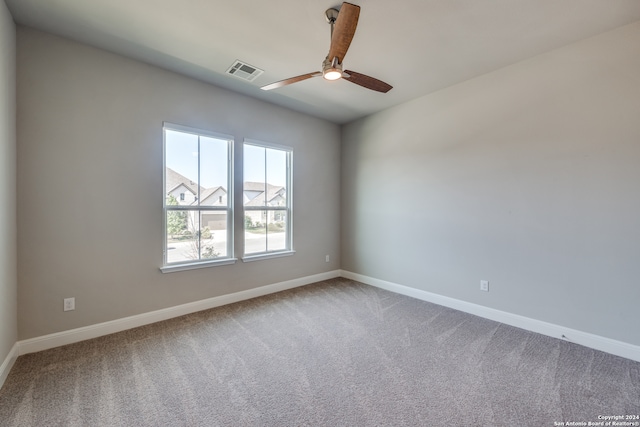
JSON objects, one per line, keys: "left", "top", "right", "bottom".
{"left": 266, "top": 148, "right": 287, "bottom": 206}
{"left": 267, "top": 211, "right": 287, "bottom": 251}
{"left": 244, "top": 144, "right": 266, "bottom": 207}
{"left": 165, "top": 130, "right": 199, "bottom": 206}
{"left": 200, "top": 136, "right": 229, "bottom": 207}
{"left": 200, "top": 211, "right": 228, "bottom": 258}
{"left": 243, "top": 141, "right": 292, "bottom": 258}
{"left": 166, "top": 210, "right": 200, "bottom": 264}
{"left": 166, "top": 210, "right": 228, "bottom": 262}
{"left": 164, "top": 124, "right": 234, "bottom": 268}
{"left": 244, "top": 211, "right": 266, "bottom": 254}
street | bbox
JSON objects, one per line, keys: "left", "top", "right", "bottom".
{"left": 167, "top": 229, "right": 286, "bottom": 263}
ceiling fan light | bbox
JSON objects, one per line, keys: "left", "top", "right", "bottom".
{"left": 322, "top": 56, "right": 343, "bottom": 81}
{"left": 323, "top": 69, "right": 342, "bottom": 81}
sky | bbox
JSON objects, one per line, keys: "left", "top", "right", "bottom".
{"left": 165, "top": 129, "right": 287, "bottom": 190}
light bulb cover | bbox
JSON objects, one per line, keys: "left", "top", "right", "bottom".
{"left": 322, "top": 57, "right": 343, "bottom": 81}
{"left": 323, "top": 69, "right": 342, "bottom": 80}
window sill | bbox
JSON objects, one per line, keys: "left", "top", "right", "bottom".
{"left": 241, "top": 250, "right": 295, "bottom": 263}
{"left": 160, "top": 258, "right": 237, "bottom": 273}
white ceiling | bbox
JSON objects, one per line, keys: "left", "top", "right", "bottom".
{"left": 7, "top": 0, "right": 640, "bottom": 124}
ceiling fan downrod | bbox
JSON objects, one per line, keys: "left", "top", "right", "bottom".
{"left": 325, "top": 7, "right": 339, "bottom": 39}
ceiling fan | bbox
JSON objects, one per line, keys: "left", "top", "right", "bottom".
{"left": 260, "top": 2, "right": 392, "bottom": 93}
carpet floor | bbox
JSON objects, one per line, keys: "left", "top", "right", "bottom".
{"left": 1, "top": 278, "right": 639, "bottom": 426}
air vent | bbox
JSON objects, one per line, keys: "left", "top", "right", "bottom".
{"left": 226, "top": 60, "right": 264, "bottom": 82}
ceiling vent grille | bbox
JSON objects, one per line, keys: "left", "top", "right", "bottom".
{"left": 226, "top": 60, "right": 264, "bottom": 82}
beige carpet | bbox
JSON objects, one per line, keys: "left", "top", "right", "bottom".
{"left": 1, "top": 278, "right": 639, "bottom": 426}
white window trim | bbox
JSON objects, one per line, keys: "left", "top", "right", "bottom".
{"left": 161, "top": 257, "right": 238, "bottom": 273}
{"left": 242, "top": 138, "right": 294, "bottom": 259}
{"left": 242, "top": 250, "right": 295, "bottom": 263}
{"left": 162, "top": 122, "right": 235, "bottom": 272}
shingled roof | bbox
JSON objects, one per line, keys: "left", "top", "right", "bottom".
{"left": 243, "top": 182, "right": 285, "bottom": 207}
{"left": 165, "top": 167, "right": 202, "bottom": 195}
{"left": 167, "top": 168, "right": 284, "bottom": 207}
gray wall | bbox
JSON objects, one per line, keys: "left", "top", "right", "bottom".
{"left": 0, "top": 0, "right": 17, "bottom": 364}
{"left": 341, "top": 22, "right": 640, "bottom": 346}
{"left": 17, "top": 27, "right": 341, "bottom": 340}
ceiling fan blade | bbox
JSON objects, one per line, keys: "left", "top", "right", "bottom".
{"left": 343, "top": 70, "right": 393, "bottom": 93}
{"left": 327, "top": 2, "right": 360, "bottom": 64}
{"left": 260, "top": 72, "right": 322, "bottom": 91}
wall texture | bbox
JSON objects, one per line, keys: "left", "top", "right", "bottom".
{"left": 341, "top": 22, "right": 640, "bottom": 346}
{"left": 17, "top": 27, "right": 341, "bottom": 340}
{"left": 0, "top": 0, "right": 17, "bottom": 367}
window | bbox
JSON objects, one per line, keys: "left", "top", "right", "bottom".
{"left": 243, "top": 140, "right": 293, "bottom": 260}
{"left": 162, "top": 123, "right": 235, "bottom": 272}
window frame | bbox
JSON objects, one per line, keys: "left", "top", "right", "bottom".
{"left": 242, "top": 138, "right": 294, "bottom": 262}
{"left": 161, "top": 122, "right": 236, "bottom": 273}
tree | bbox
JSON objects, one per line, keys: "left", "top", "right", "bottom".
{"left": 244, "top": 215, "right": 254, "bottom": 229}
{"left": 186, "top": 226, "right": 219, "bottom": 260}
{"left": 166, "top": 195, "right": 187, "bottom": 238}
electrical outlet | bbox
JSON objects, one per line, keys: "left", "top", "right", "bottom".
{"left": 480, "top": 280, "right": 489, "bottom": 292}
{"left": 325, "top": 255, "right": 330, "bottom": 263}
{"left": 64, "top": 297, "right": 75, "bottom": 311}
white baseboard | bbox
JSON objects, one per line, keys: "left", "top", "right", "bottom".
{"left": 0, "top": 343, "right": 18, "bottom": 390}
{"left": 341, "top": 270, "right": 640, "bottom": 363}
{"left": 17, "top": 270, "right": 341, "bottom": 356}
{"left": 12, "top": 268, "right": 639, "bottom": 366}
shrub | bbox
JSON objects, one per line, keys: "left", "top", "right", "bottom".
{"left": 201, "top": 227, "right": 212, "bottom": 239}
{"left": 267, "top": 222, "right": 284, "bottom": 232}
{"left": 244, "top": 215, "right": 254, "bottom": 229}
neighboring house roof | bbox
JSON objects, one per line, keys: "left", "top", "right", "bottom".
{"left": 166, "top": 168, "right": 202, "bottom": 196}
{"left": 166, "top": 170, "right": 285, "bottom": 207}
{"left": 243, "top": 182, "right": 286, "bottom": 207}
{"left": 167, "top": 182, "right": 196, "bottom": 196}
{"left": 166, "top": 167, "right": 228, "bottom": 206}
{"left": 243, "top": 182, "right": 279, "bottom": 192}
{"left": 200, "top": 186, "right": 225, "bottom": 205}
